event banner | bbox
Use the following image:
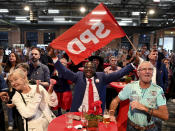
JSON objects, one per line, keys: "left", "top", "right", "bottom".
{"left": 50, "top": 3, "right": 126, "bottom": 65}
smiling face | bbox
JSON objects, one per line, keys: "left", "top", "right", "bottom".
{"left": 83, "top": 61, "right": 96, "bottom": 78}
{"left": 8, "top": 69, "right": 28, "bottom": 91}
{"left": 137, "top": 62, "right": 153, "bottom": 84}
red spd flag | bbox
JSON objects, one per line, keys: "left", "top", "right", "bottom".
{"left": 50, "top": 3, "right": 126, "bottom": 65}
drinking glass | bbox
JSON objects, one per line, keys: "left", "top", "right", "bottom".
{"left": 81, "top": 105, "right": 87, "bottom": 127}
{"left": 103, "top": 109, "right": 110, "bottom": 124}
{"left": 65, "top": 112, "right": 73, "bottom": 128}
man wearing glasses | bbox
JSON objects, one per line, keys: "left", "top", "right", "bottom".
{"left": 110, "top": 61, "right": 169, "bottom": 131}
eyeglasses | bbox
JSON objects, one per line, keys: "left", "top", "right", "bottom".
{"left": 139, "top": 68, "right": 153, "bottom": 72}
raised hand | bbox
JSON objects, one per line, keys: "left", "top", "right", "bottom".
{"left": 48, "top": 79, "right": 57, "bottom": 94}
{"left": 36, "top": 80, "right": 40, "bottom": 94}
{"left": 0, "top": 92, "right": 9, "bottom": 102}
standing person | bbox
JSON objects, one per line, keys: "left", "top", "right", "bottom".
{"left": 89, "top": 55, "right": 104, "bottom": 72}
{"left": 148, "top": 49, "right": 168, "bottom": 93}
{"left": 28, "top": 48, "right": 50, "bottom": 88}
{"left": 147, "top": 49, "right": 168, "bottom": 131}
{"left": 0, "top": 47, "right": 8, "bottom": 68}
{"left": 51, "top": 58, "right": 72, "bottom": 116}
{"left": 4, "top": 52, "right": 20, "bottom": 131}
{"left": 104, "top": 56, "right": 121, "bottom": 110}
{"left": 110, "top": 61, "right": 169, "bottom": 131}
{"left": 54, "top": 56, "right": 139, "bottom": 112}
{"left": 0, "top": 65, "right": 8, "bottom": 131}
{"left": 8, "top": 69, "right": 58, "bottom": 131}
{"left": 140, "top": 44, "right": 148, "bottom": 61}
{"left": 104, "top": 56, "right": 121, "bottom": 74}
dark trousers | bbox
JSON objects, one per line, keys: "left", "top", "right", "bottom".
{"left": 0, "top": 110, "right": 5, "bottom": 131}
{"left": 106, "top": 87, "right": 118, "bottom": 110}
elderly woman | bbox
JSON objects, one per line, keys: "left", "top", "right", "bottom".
{"left": 8, "top": 69, "right": 58, "bottom": 131}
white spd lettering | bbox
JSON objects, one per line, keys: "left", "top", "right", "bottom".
{"left": 91, "top": 22, "right": 111, "bottom": 39}
{"left": 67, "top": 38, "right": 86, "bottom": 54}
{"left": 80, "top": 29, "right": 99, "bottom": 44}
{"left": 67, "top": 21, "right": 111, "bottom": 54}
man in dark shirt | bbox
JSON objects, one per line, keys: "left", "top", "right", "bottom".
{"left": 28, "top": 48, "right": 50, "bottom": 88}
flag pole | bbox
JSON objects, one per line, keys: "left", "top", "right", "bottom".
{"left": 125, "top": 35, "right": 137, "bottom": 51}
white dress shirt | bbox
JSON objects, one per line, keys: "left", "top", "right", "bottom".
{"left": 78, "top": 77, "right": 100, "bottom": 112}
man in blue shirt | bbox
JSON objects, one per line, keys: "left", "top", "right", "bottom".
{"left": 110, "top": 61, "right": 169, "bottom": 131}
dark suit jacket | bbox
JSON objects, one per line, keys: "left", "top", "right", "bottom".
{"left": 55, "top": 61, "right": 135, "bottom": 112}
{"left": 156, "top": 61, "right": 168, "bottom": 92}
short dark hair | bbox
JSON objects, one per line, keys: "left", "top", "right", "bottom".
{"left": 31, "top": 47, "right": 41, "bottom": 55}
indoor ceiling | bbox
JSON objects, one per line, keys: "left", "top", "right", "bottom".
{"left": 0, "top": 0, "right": 175, "bottom": 29}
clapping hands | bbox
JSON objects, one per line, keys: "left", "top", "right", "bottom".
{"left": 48, "top": 79, "right": 56, "bottom": 94}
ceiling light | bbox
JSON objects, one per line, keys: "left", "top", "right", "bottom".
{"left": 15, "top": 17, "right": 27, "bottom": 21}
{"left": 28, "top": 0, "right": 48, "bottom": 2}
{"left": 118, "top": 22, "right": 127, "bottom": 26}
{"left": 0, "top": 9, "right": 9, "bottom": 13}
{"left": 24, "top": 6, "right": 30, "bottom": 11}
{"left": 80, "top": 7, "right": 86, "bottom": 13}
{"left": 148, "top": 9, "right": 155, "bottom": 15}
{"left": 92, "top": 11, "right": 107, "bottom": 15}
{"left": 53, "top": 17, "right": 65, "bottom": 21}
{"left": 121, "top": 18, "right": 132, "bottom": 21}
{"left": 121, "top": 20, "right": 133, "bottom": 23}
{"left": 153, "top": 0, "right": 160, "bottom": 2}
{"left": 132, "top": 12, "right": 140, "bottom": 16}
{"left": 48, "top": 9, "right": 59, "bottom": 14}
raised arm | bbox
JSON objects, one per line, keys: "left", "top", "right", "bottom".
{"left": 104, "top": 63, "right": 135, "bottom": 84}
{"left": 54, "top": 59, "right": 77, "bottom": 82}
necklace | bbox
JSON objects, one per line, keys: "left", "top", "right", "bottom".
{"left": 141, "top": 88, "right": 148, "bottom": 98}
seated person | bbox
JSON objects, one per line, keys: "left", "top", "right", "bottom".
{"left": 7, "top": 69, "right": 58, "bottom": 131}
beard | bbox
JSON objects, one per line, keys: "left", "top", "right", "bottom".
{"left": 31, "top": 57, "right": 38, "bottom": 62}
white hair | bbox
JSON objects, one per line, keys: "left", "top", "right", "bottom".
{"left": 137, "top": 61, "right": 154, "bottom": 71}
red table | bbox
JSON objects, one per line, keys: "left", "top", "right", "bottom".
{"left": 109, "top": 82, "right": 129, "bottom": 131}
{"left": 48, "top": 112, "right": 118, "bottom": 131}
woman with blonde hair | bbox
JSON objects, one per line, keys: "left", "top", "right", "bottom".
{"left": 8, "top": 69, "right": 58, "bottom": 131}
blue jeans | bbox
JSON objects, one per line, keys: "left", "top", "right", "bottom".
{"left": 7, "top": 107, "right": 14, "bottom": 127}
{"left": 127, "top": 121, "right": 158, "bottom": 131}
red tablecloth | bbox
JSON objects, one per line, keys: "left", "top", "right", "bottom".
{"left": 48, "top": 112, "right": 118, "bottom": 131}
{"left": 110, "top": 82, "right": 129, "bottom": 131}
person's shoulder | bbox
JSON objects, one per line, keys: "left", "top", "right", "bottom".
{"left": 40, "top": 62, "right": 49, "bottom": 69}
{"left": 128, "top": 81, "right": 139, "bottom": 86}
{"left": 151, "top": 83, "right": 162, "bottom": 90}
{"left": 12, "top": 91, "right": 20, "bottom": 101}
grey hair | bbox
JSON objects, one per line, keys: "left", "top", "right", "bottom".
{"left": 137, "top": 61, "right": 154, "bottom": 71}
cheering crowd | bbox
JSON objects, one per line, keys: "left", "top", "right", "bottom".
{"left": 0, "top": 43, "right": 174, "bottom": 131}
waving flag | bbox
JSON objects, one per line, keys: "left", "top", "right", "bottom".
{"left": 50, "top": 3, "right": 126, "bottom": 65}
